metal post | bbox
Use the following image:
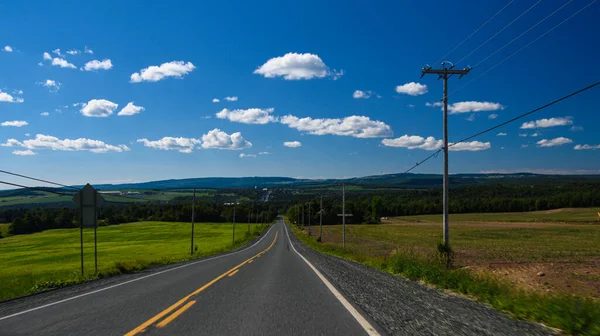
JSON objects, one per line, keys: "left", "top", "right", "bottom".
{"left": 79, "top": 196, "right": 84, "bottom": 276}
{"left": 94, "top": 192, "right": 97, "bottom": 274}
{"left": 232, "top": 204, "right": 236, "bottom": 245}
{"left": 308, "top": 201, "right": 311, "bottom": 236}
{"left": 442, "top": 73, "right": 450, "bottom": 247}
{"left": 319, "top": 195, "right": 323, "bottom": 241}
{"left": 342, "top": 184, "right": 346, "bottom": 248}
{"left": 191, "top": 188, "right": 195, "bottom": 255}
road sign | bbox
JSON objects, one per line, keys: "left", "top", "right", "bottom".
{"left": 72, "top": 184, "right": 104, "bottom": 228}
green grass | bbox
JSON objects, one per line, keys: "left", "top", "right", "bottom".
{"left": 0, "top": 223, "right": 9, "bottom": 237}
{"left": 0, "top": 221, "right": 269, "bottom": 301}
{"left": 392, "top": 207, "right": 600, "bottom": 223}
{"left": 287, "top": 220, "right": 600, "bottom": 335}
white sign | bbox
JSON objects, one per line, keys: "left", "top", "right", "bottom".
{"left": 72, "top": 184, "right": 104, "bottom": 228}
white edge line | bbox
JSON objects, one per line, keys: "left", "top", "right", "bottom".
{"left": 0, "top": 224, "right": 276, "bottom": 321}
{"left": 283, "top": 221, "right": 381, "bottom": 336}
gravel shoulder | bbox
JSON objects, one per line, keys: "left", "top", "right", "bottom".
{"left": 287, "top": 226, "right": 554, "bottom": 336}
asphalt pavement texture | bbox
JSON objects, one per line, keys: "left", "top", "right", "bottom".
{"left": 0, "top": 219, "right": 552, "bottom": 335}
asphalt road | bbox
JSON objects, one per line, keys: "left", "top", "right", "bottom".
{"left": 0, "top": 219, "right": 378, "bottom": 336}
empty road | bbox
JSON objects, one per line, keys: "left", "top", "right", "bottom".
{"left": 0, "top": 219, "right": 378, "bottom": 335}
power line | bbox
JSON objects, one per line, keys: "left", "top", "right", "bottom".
{"left": 0, "top": 180, "right": 71, "bottom": 196}
{"left": 472, "top": 0, "right": 574, "bottom": 68}
{"left": 455, "top": 0, "right": 542, "bottom": 65}
{"left": 433, "top": 0, "right": 515, "bottom": 66}
{"left": 0, "top": 169, "right": 80, "bottom": 190}
{"left": 447, "top": 0, "right": 597, "bottom": 100}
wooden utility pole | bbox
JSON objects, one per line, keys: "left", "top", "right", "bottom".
{"left": 421, "top": 62, "right": 470, "bottom": 247}
{"left": 319, "top": 195, "right": 323, "bottom": 241}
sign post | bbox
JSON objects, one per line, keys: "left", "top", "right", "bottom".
{"left": 72, "top": 184, "right": 104, "bottom": 275}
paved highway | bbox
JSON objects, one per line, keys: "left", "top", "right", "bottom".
{"left": 0, "top": 219, "right": 379, "bottom": 336}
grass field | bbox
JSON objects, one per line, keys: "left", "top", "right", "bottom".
{"left": 0, "top": 221, "right": 269, "bottom": 301}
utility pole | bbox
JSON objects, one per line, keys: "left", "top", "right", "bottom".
{"left": 307, "top": 201, "right": 311, "bottom": 236}
{"left": 191, "top": 188, "right": 195, "bottom": 255}
{"left": 342, "top": 184, "right": 345, "bottom": 248}
{"left": 319, "top": 195, "right": 323, "bottom": 242}
{"left": 247, "top": 209, "right": 251, "bottom": 234}
{"left": 421, "top": 62, "right": 470, "bottom": 248}
{"left": 301, "top": 204, "right": 304, "bottom": 229}
{"left": 296, "top": 204, "right": 299, "bottom": 227}
{"left": 232, "top": 203, "right": 236, "bottom": 245}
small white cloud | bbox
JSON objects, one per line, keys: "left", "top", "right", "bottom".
{"left": 52, "top": 48, "right": 62, "bottom": 56}
{"left": 225, "top": 96, "right": 238, "bottom": 102}
{"left": 137, "top": 137, "right": 200, "bottom": 153}
{"left": 83, "top": 59, "right": 113, "bottom": 71}
{"left": 531, "top": 132, "right": 540, "bottom": 137}
{"left": 201, "top": 115, "right": 212, "bottom": 119}
{"left": 448, "top": 101, "right": 504, "bottom": 114}
{"left": 574, "top": 144, "right": 600, "bottom": 150}
{"left": 466, "top": 114, "right": 476, "bottom": 121}
{"left": 1, "top": 120, "right": 28, "bottom": 127}
{"left": 239, "top": 153, "right": 257, "bottom": 158}
{"left": 536, "top": 137, "right": 573, "bottom": 147}
{"left": 258, "top": 151, "right": 270, "bottom": 155}
{"left": 37, "top": 62, "right": 44, "bottom": 67}
{"left": 201, "top": 129, "right": 252, "bottom": 150}
{"left": 570, "top": 125, "right": 584, "bottom": 132}
{"left": 66, "top": 49, "right": 81, "bottom": 55}
{"left": 2, "top": 134, "right": 129, "bottom": 153}
{"left": 24, "top": 133, "right": 30, "bottom": 137}
{"left": 521, "top": 117, "right": 573, "bottom": 129}
{"left": 497, "top": 132, "right": 507, "bottom": 136}
{"left": 395, "top": 82, "right": 428, "bottom": 96}
{"left": 43, "top": 52, "right": 52, "bottom": 61}
{"left": 38, "top": 79, "right": 61, "bottom": 92}
{"left": 216, "top": 108, "right": 276, "bottom": 124}
{"left": 212, "top": 98, "right": 220, "bottom": 103}
{"left": 13, "top": 150, "right": 37, "bottom": 156}
{"left": 353, "top": 90, "right": 372, "bottom": 99}
{"left": 449, "top": 141, "right": 491, "bottom": 151}
{"left": 3, "top": 45, "right": 13, "bottom": 52}
{"left": 488, "top": 113, "right": 498, "bottom": 119}
{"left": 13, "top": 89, "right": 23, "bottom": 95}
{"left": 521, "top": 144, "right": 529, "bottom": 148}
{"left": 130, "top": 61, "right": 195, "bottom": 83}
{"left": 51, "top": 57, "right": 76, "bottom": 69}
{"left": 407, "top": 104, "right": 415, "bottom": 108}
{"left": 425, "top": 101, "right": 443, "bottom": 107}
{"left": 0, "top": 90, "right": 24, "bottom": 103}
{"left": 84, "top": 46, "right": 94, "bottom": 54}
{"left": 253, "top": 52, "right": 341, "bottom": 80}
{"left": 280, "top": 115, "right": 392, "bottom": 138}
{"left": 40, "top": 112, "right": 50, "bottom": 116}
{"left": 283, "top": 141, "right": 302, "bottom": 148}
{"left": 80, "top": 99, "right": 118, "bottom": 117}
{"left": 381, "top": 135, "right": 490, "bottom": 151}
{"left": 519, "top": 133, "right": 528, "bottom": 137}
{"left": 117, "top": 102, "right": 144, "bottom": 116}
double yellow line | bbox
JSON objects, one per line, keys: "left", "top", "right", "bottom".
{"left": 125, "top": 231, "right": 278, "bottom": 335}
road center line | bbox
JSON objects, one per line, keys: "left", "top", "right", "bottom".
{"left": 156, "top": 300, "right": 196, "bottom": 328}
{"left": 0, "top": 224, "right": 276, "bottom": 322}
{"left": 283, "top": 221, "right": 381, "bottom": 336}
{"left": 228, "top": 269, "right": 239, "bottom": 277}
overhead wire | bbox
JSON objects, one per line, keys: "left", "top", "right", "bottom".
{"left": 0, "top": 180, "right": 72, "bottom": 196}
{"left": 0, "top": 169, "right": 80, "bottom": 190}
{"left": 432, "top": 0, "right": 515, "bottom": 66}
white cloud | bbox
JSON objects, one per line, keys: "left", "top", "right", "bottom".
{"left": 43, "top": 52, "right": 77, "bottom": 68}
{"left": 382, "top": 135, "right": 490, "bottom": 151}
{"left": 521, "top": 144, "right": 529, "bottom": 148}
{"left": 24, "top": 133, "right": 30, "bottom": 136}
{"left": 212, "top": 98, "right": 220, "bottom": 103}
{"left": 497, "top": 132, "right": 507, "bottom": 136}
{"left": 239, "top": 153, "right": 257, "bottom": 158}
{"left": 574, "top": 144, "right": 600, "bottom": 150}
{"left": 536, "top": 137, "right": 573, "bottom": 147}
{"left": 130, "top": 61, "right": 195, "bottom": 83}
{"left": 137, "top": 137, "right": 200, "bottom": 153}
{"left": 280, "top": 115, "right": 392, "bottom": 138}
{"left": 466, "top": 114, "right": 476, "bottom": 121}
{"left": 83, "top": 59, "right": 113, "bottom": 71}
{"left": 425, "top": 101, "right": 443, "bottom": 107}
{"left": 38, "top": 79, "right": 61, "bottom": 92}
{"left": 216, "top": 108, "right": 276, "bottom": 124}
{"left": 66, "top": 49, "right": 80, "bottom": 55}
{"left": 283, "top": 141, "right": 302, "bottom": 148}
{"left": 407, "top": 104, "right": 415, "bottom": 108}
{"left": 52, "top": 48, "right": 62, "bottom": 56}
{"left": 1, "top": 120, "right": 28, "bottom": 127}
{"left": 2, "top": 134, "right": 129, "bottom": 153}
{"left": 0, "top": 90, "right": 24, "bottom": 103}
{"left": 448, "top": 101, "right": 504, "bottom": 114}
{"left": 519, "top": 133, "right": 528, "bottom": 137}
{"left": 84, "top": 46, "right": 93, "bottom": 54}
{"left": 80, "top": 99, "right": 118, "bottom": 117}
{"left": 531, "top": 132, "right": 540, "bottom": 137}
{"left": 521, "top": 117, "right": 573, "bottom": 129}
{"left": 253, "top": 52, "right": 341, "bottom": 80}
{"left": 13, "top": 150, "right": 36, "bottom": 156}
{"left": 13, "top": 89, "right": 23, "bottom": 95}
{"left": 40, "top": 112, "right": 50, "bottom": 116}
{"left": 570, "top": 125, "right": 584, "bottom": 132}
{"left": 201, "top": 129, "right": 252, "bottom": 150}
{"left": 43, "top": 52, "right": 52, "bottom": 61}
{"left": 395, "top": 82, "right": 428, "bottom": 96}
{"left": 488, "top": 113, "right": 498, "bottom": 119}
{"left": 117, "top": 102, "right": 144, "bottom": 116}
{"left": 3, "top": 45, "right": 13, "bottom": 52}
{"left": 258, "top": 151, "right": 270, "bottom": 155}
{"left": 353, "top": 90, "right": 372, "bottom": 99}
{"left": 225, "top": 96, "right": 238, "bottom": 102}
{"left": 381, "top": 135, "right": 442, "bottom": 150}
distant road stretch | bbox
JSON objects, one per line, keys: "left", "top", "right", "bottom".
{"left": 0, "top": 219, "right": 378, "bottom": 336}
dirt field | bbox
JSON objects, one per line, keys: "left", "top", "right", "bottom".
{"left": 306, "top": 208, "right": 600, "bottom": 299}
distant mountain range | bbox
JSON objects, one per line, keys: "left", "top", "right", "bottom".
{"left": 85, "top": 173, "right": 600, "bottom": 191}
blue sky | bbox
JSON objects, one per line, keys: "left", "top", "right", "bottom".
{"left": 1, "top": 0, "right": 599, "bottom": 187}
